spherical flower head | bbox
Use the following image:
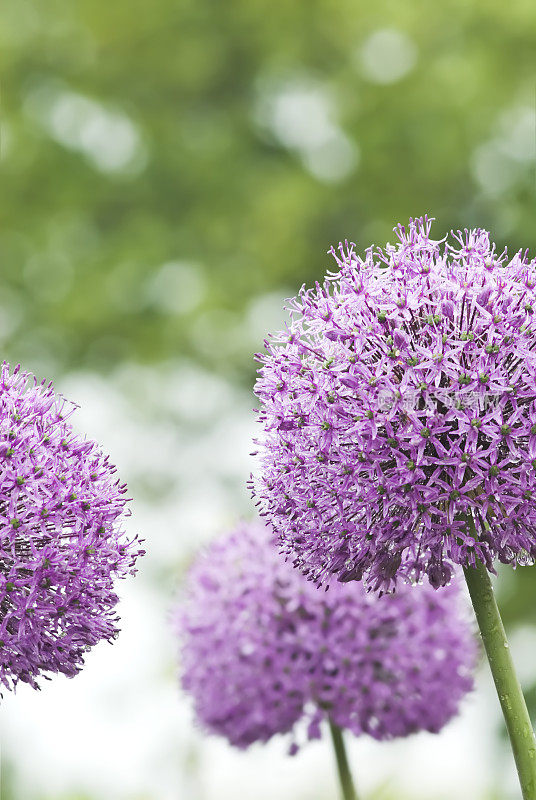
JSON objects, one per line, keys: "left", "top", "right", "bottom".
{"left": 0, "top": 363, "right": 144, "bottom": 692}
{"left": 176, "top": 521, "right": 476, "bottom": 749}
{"left": 253, "top": 217, "right": 536, "bottom": 591}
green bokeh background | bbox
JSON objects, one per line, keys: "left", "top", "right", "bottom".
{"left": 1, "top": 0, "right": 535, "bottom": 797}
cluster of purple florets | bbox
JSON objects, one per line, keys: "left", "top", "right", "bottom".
{"left": 253, "top": 217, "right": 536, "bottom": 591}
{"left": 177, "top": 521, "right": 476, "bottom": 750}
{"left": 0, "top": 364, "right": 143, "bottom": 691}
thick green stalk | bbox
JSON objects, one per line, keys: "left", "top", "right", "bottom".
{"left": 328, "top": 719, "right": 359, "bottom": 800}
{"left": 463, "top": 537, "right": 536, "bottom": 799}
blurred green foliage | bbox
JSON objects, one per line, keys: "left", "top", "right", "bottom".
{"left": 1, "top": 0, "right": 535, "bottom": 380}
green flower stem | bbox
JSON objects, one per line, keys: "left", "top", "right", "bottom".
{"left": 463, "top": 542, "right": 536, "bottom": 799}
{"left": 328, "top": 719, "right": 359, "bottom": 800}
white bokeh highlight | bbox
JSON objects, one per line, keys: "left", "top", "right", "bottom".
{"left": 254, "top": 79, "right": 358, "bottom": 183}
{"left": 24, "top": 80, "right": 146, "bottom": 174}
{"left": 358, "top": 29, "right": 417, "bottom": 85}
{"left": 471, "top": 105, "right": 536, "bottom": 196}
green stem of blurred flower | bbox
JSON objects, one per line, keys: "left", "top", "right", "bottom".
{"left": 328, "top": 719, "right": 359, "bottom": 800}
{"left": 463, "top": 525, "right": 536, "bottom": 800}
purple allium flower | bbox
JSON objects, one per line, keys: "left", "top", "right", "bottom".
{"left": 176, "top": 521, "right": 476, "bottom": 749}
{"left": 253, "top": 217, "right": 536, "bottom": 591}
{"left": 0, "top": 364, "right": 143, "bottom": 692}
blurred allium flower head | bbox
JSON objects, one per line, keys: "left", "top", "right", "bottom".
{"left": 176, "top": 521, "right": 476, "bottom": 749}
{"left": 253, "top": 217, "right": 536, "bottom": 591}
{"left": 0, "top": 364, "right": 143, "bottom": 691}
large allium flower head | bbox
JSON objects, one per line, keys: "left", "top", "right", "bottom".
{"left": 252, "top": 217, "right": 536, "bottom": 591}
{"left": 176, "top": 522, "right": 476, "bottom": 749}
{"left": 0, "top": 363, "right": 143, "bottom": 691}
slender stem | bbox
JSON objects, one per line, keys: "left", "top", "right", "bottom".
{"left": 328, "top": 719, "right": 359, "bottom": 800}
{"left": 463, "top": 537, "right": 536, "bottom": 799}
